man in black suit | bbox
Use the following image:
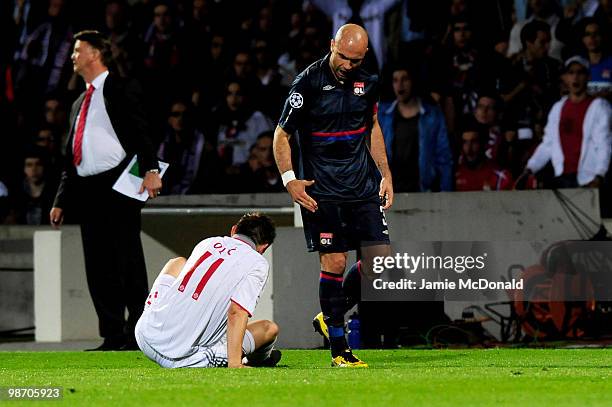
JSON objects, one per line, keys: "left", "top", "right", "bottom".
{"left": 50, "top": 30, "right": 162, "bottom": 351}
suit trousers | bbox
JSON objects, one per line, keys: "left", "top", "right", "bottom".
{"left": 72, "top": 166, "right": 149, "bottom": 341}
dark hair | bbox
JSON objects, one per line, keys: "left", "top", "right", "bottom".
{"left": 257, "top": 130, "right": 273, "bottom": 141}
{"left": 385, "top": 62, "right": 422, "bottom": 98}
{"left": 234, "top": 49, "right": 252, "bottom": 61}
{"left": 450, "top": 13, "right": 470, "bottom": 28}
{"left": 106, "top": 0, "right": 128, "bottom": 8}
{"left": 579, "top": 17, "right": 600, "bottom": 34}
{"left": 234, "top": 212, "right": 276, "bottom": 246}
{"left": 460, "top": 115, "right": 487, "bottom": 138}
{"left": 167, "top": 97, "right": 194, "bottom": 127}
{"left": 389, "top": 62, "right": 419, "bottom": 79}
{"left": 226, "top": 80, "right": 243, "bottom": 93}
{"left": 74, "top": 30, "right": 113, "bottom": 67}
{"left": 168, "top": 97, "right": 193, "bottom": 114}
{"left": 520, "top": 20, "right": 550, "bottom": 50}
{"left": 153, "top": 0, "right": 175, "bottom": 12}
{"left": 23, "top": 145, "right": 50, "bottom": 165}
{"left": 43, "top": 91, "right": 66, "bottom": 104}
{"left": 476, "top": 89, "right": 502, "bottom": 109}
{"left": 169, "top": 96, "right": 190, "bottom": 107}
{"left": 34, "top": 124, "right": 57, "bottom": 139}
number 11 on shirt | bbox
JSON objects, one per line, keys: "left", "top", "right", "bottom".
{"left": 177, "top": 251, "right": 225, "bottom": 300}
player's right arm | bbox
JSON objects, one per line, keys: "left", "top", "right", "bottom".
{"left": 227, "top": 301, "right": 250, "bottom": 368}
{"left": 275, "top": 70, "right": 318, "bottom": 212}
{"left": 227, "top": 258, "right": 269, "bottom": 368}
{"left": 273, "top": 125, "right": 318, "bottom": 212}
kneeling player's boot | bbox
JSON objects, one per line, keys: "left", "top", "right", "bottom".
{"left": 257, "top": 349, "right": 282, "bottom": 367}
{"left": 312, "top": 312, "right": 329, "bottom": 341}
{"left": 244, "top": 349, "right": 282, "bottom": 367}
{"left": 331, "top": 349, "right": 368, "bottom": 368}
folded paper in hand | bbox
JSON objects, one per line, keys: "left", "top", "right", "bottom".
{"left": 112, "top": 155, "right": 169, "bottom": 201}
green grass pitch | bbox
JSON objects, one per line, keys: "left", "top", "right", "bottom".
{"left": 0, "top": 349, "right": 610, "bottom": 406}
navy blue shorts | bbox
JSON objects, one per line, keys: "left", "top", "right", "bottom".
{"left": 301, "top": 198, "right": 390, "bottom": 253}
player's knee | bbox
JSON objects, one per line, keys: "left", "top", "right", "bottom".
{"left": 323, "top": 256, "right": 346, "bottom": 274}
{"left": 265, "top": 320, "right": 279, "bottom": 339}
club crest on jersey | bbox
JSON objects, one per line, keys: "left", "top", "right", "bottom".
{"left": 289, "top": 92, "right": 303, "bottom": 108}
{"left": 320, "top": 232, "right": 333, "bottom": 247}
{"left": 353, "top": 82, "right": 365, "bottom": 96}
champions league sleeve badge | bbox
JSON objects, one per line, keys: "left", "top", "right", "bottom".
{"left": 289, "top": 92, "right": 304, "bottom": 108}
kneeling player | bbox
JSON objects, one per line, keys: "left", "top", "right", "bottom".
{"left": 135, "top": 212, "right": 280, "bottom": 368}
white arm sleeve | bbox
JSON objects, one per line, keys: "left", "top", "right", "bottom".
{"left": 527, "top": 104, "right": 558, "bottom": 173}
{"left": 589, "top": 99, "right": 612, "bottom": 177}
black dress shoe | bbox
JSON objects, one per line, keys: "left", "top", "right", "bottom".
{"left": 85, "top": 338, "right": 125, "bottom": 351}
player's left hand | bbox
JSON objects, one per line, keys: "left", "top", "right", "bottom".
{"left": 140, "top": 171, "right": 163, "bottom": 198}
{"left": 379, "top": 177, "right": 393, "bottom": 210}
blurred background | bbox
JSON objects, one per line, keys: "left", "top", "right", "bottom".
{"left": 1, "top": 0, "right": 612, "bottom": 223}
{"left": 1, "top": 0, "right": 612, "bottom": 348}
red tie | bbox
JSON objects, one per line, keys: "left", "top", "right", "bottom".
{"left": 72, "top": 84, "right": 95, "bottom": 166}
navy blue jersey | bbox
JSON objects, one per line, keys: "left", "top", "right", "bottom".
{"left": 278, "top": 54, "right": 381, "bottom": 202}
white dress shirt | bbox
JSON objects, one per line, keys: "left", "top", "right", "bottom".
{"left": 73, "top": 70, "right": 127, "bottom": 176}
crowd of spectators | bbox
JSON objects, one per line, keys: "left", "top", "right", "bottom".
{"left": 1, "top": 0, "right": 611, "bottom": 225}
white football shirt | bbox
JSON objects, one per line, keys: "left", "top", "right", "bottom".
{"left": 139, "top": 235, "right": 269, "bottom": 359}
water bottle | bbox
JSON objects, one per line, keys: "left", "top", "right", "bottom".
{"left": 347, "top": 313, "right": 361, "bottom": 350}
